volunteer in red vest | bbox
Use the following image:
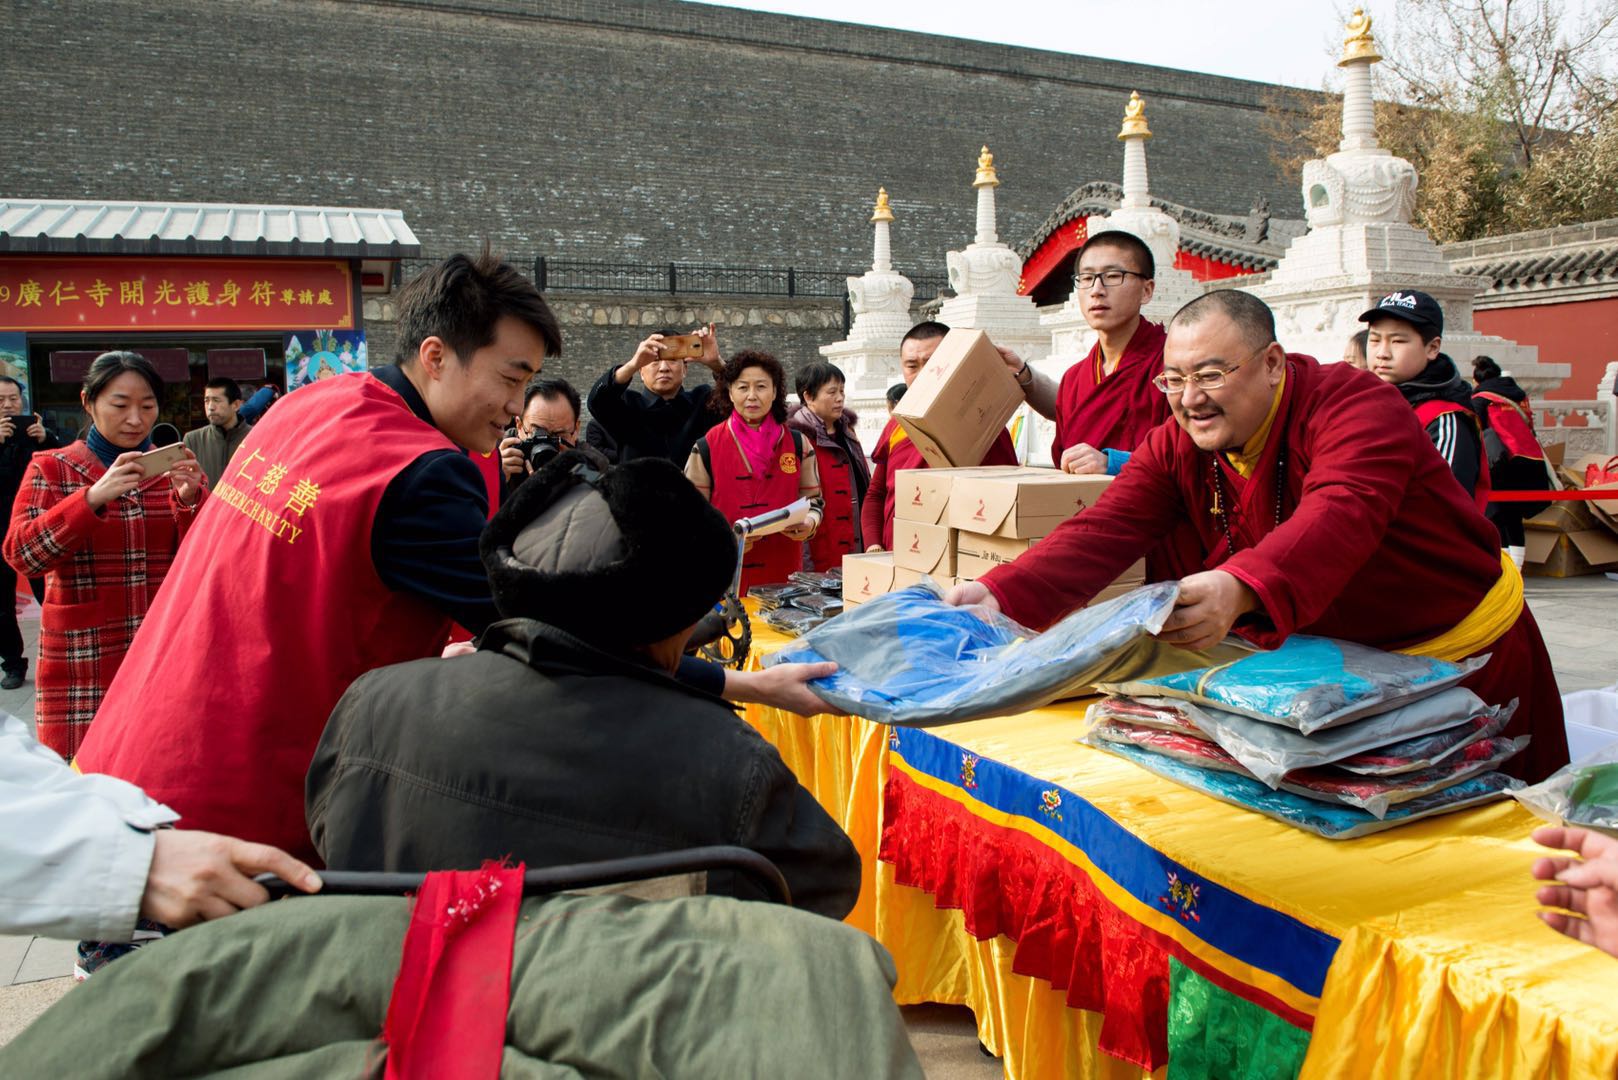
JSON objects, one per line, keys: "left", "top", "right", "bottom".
{"left": 686, "top": 350, "right": 823, "bottom": 593}
{"left": 1013, "top": 230, "right": 1172, "bottom": 475}
{"left": 1472, "top": 355, "right": 1552, "bottom": 568}
{"left": 1363, "top": 289, "right": 1489, "bottom": 512}
{"left": 948, "top": 290, "right": 1568, "bottom": 782}
{"left": 861, "top": 321, "right": 1020, "bottom": 552}
{"left": 787, "top": 361, "right": 869, "bottom": 571}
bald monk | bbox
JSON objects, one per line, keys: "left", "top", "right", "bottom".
{"left": 860, "top": 321, "right": 1019, "bottom": 552}
{"left": 1015, "top": 230, "right": 1171, "bottom": 476}
{"left": 948, "top": 289, "right": 1568, "bottom": 782}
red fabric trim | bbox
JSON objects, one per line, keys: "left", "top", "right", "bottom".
{"left": 880, "top": 771, "right": 1314, "bottom": 1071}
{"left": 384, "top": 861, "right": 524, "bottom": 1080}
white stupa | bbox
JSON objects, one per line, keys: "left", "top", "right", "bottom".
{"left": 1024, "top": 92, "right": 1203, "bottom": 464}
{"left": 937, "top": 147, "right": 1049, "bottom": 363}
{"left": 819, "top": 188, "right": 915, "bottom": 451}
{"left": 1245, "top": 8, "right": 1567, "bottom": 393}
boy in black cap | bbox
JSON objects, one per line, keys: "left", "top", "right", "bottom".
{"left": 306, "top": 450, "right": 861, "bottom": 919}
{"left": 1361, "top": 289, "right": 1489, "bottom": 510}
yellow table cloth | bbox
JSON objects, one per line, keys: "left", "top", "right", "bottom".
{"left": 742, "top": 620, "right": 1618, "bottom": 1079}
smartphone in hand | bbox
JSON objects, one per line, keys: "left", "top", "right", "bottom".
{"left": 658, "top": 333, "right": 705, "bottom": 362}
{"left": 138, "top": 443, "right": 190, "bottom": 476}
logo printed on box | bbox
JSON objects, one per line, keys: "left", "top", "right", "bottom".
{"left": 908, "top": 535, "right": 921, "bottom": 553}
{"left": 973, "top": 499, "right": 985, "bottom": 521}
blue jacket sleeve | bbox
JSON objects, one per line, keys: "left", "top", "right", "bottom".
{"left": 238, "top": 386, "right": 277, "bottom": 425}
{"left": 1104, "top": 448, "right": 1131, "bottom": 476}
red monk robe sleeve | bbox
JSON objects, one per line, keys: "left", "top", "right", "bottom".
{"left": 861, "top": 455, "right": 888, "bottom": 550}
{"left": 979, "top": 424, "right": 1187, "bottom": 630}
{"left": 1217, "top": 376, "right": 1415, "bottom": 641}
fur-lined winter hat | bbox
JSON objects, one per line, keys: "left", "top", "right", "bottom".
{"left": 480, "top": 449, "right": 737, "bottom": 648}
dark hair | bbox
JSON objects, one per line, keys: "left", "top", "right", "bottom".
{"left": 712, "top": 350, "right": 789, "bottom": 424}
{"left": 901, "top": 321, "right": 950, "bottom": 348}
{"left": 886, "top": 383, "right": 907, "bottom": 407}
{"left": 522, "top": 375, "right": 581, "bottom": 423}
{"left": 84, "top": 351, "right": 162, "bottom": 403}
{"left": 1169, "top": 290, "right": 1276, "bottom": 351}
{"left": 795, "top": 361, "right": 845, "bottom": 401}
{"left": 393, "top": 250, "right": 561, "bottom": 367}
{"left": 1473, "top": 356, "right": 1502, "bottom": 383}
{"left": 0, "top": 376, "right": 22, "bottom": 397}
{"left": 204, "top": 376, "right": 243, "bottom": 402}
{"left": 1347, "top": 329, "right": 1369, "bottom": 360}
{"left": 1077, "top": 229, "right": 1155, "bottom": 280}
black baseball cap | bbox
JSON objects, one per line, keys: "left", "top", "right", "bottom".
{"left": 1359, "top": 290, "right": 1443, "bottom": 337}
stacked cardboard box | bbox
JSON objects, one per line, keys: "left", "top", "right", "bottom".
{"left": 846, "top": 466, "right": 1148, "bottom": 606}
{"left": 1522, "top": 449, "right": 1618, "bottom": 578}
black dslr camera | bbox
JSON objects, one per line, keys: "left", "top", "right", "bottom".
{"left": 518, "top": 431, "right": 568, "bottom": 472}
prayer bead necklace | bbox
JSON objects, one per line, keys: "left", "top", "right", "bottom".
{"left": 1208, "top": 447, "right": 1287, "bottom": 556}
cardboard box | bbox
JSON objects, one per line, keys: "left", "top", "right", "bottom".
{"left": 841, "top": 552, "right": 897, "bottom": 605}
{"left": 893, "top": 465, "right": 1043, "bottom": 525}
{"left": 954, "top": 530, "right": 1042, "bottom": 580}
{"left": 1570, "top": 453, "right": 1618, "bottom": 533}
{"left": 892, "top": 566, "right": 933, "bottom": 591}
{"left": 948, "top": 473, "right": 1112, "bottom": 539}
{"left": 1524, "top": 528, "right": 1618, "bottom": 578}
{"left": 891, "top": 328, "right": 1025, "bottom": 468}
{"left": 892, "top": 519, "right": 957, "bottom": 577}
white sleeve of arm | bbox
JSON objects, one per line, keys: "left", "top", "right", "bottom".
{"left": 0, "top": 713, "right": 178, "bottom": 941}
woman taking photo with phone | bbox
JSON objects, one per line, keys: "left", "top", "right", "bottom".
{"left": 4, "top": 351, "right": 206, "bottom": 758}
{"left": 686, "top": 350, "right": 822, "bottom": 595}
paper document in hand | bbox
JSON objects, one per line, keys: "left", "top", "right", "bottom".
{"left": 735, "top": 498, "right": 812, "bottom": 538}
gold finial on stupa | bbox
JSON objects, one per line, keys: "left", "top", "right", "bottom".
{"left": 1339, "top": 7, "right": 1382, "bottom": 66}
{"left": 1118, "top": 91, "right": 1152, "bottom": 140}
{"left": 973, "top": 146, "right": 999, "bottom": 188}
{"left": 871, "top": 187, "right": 894, "bottom": 223}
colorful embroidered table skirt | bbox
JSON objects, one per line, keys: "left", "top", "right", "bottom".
{"left": 743, "top": 626, "right": 1618, "bottom": 1079}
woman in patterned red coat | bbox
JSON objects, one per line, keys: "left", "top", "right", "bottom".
{"left": 3, "top": 353, "right": 206, "bottom": 759}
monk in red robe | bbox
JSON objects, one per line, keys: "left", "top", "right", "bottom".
{"left": 860, "top": 321, "right": 1019, "bottom": 552}
{"left": 949, "top": 290, "right": 1568, "bottom": 782}
{"left": 1016, "top": 230, "right": 1171, "bottom": 475}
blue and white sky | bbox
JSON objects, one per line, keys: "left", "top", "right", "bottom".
{"left": 692, "top": 0, "right": 1371, "bottom": 90}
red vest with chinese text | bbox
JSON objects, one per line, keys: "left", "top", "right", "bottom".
{"left": 1414, "top": 399, "right": 1492, "bottom": 514}
{"left": 77, "top": 373, "right": 457, "bottom": 860}
{"left": 703, "top": 423, "right": 803, "bottom": 594}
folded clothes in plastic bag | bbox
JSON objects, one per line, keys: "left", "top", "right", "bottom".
{"left": 762, "top": 606, "right": 830, "bottom": 636}
{"left": 1084, "top": 717, "right": 1526, "bottom": 817}
{"left": 788, "top": 592, "right": 844, "bottom": 616}
{"left": 1107, "top": 689, "right": 1509, "bottom": 787}
{"left": 1097, "top": 738, "right": 1522, "bottom": 838}
{"left": 1330, "top": 709, "right": 1515, "bottom": 777}
{"left": 749, "top": 583, "right": 812, "bottom": 610}
{"left": 789, "top": 570, "right": 843, "bottom": 592}
{"left": 1095, "top": 636, "right": 1487, "bottom": 734}
{"left": 1088, "top": 697, "right": 1205, "bottom": 736}
{"left": 1513, "top": 743, "right": 1618, "bottom": 834}
{"left": 764, "top": 581, "right": 1181, "bottom": 726}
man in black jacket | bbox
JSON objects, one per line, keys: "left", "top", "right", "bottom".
{"left": 307, "top": 450, "right": 861, "bottom": 919}
{"left": 0, "top": 377, "right": 57, "bottom": 689}
{"left": 585, "top": 325, "right": 724, "bottom": 464}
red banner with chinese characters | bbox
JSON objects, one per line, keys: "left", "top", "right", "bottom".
{"left": 0, "top": 257, "right": 354, "bottom": 332}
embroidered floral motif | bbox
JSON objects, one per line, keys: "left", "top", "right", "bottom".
{"left": 1038, "top": 788, "right": 1064, "bottom": 821}
{"left": 959, "top": 752, "right": 980, "bottom": 790}
{"left": 1159, "top": 870, "right": 1202, "bottom": 923}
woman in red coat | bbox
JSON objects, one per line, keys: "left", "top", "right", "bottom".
{"left": 4, "top": 352, "right": 206, "bottom": 758}
{"left": 787, "top": 361, "right": 869, "bottom": 572}
{"left": 685, "top": 351, "right": 822, "bottom": 595}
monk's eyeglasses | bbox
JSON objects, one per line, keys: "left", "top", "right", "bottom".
{"left": 1153, "top": 343, "right": 1273, "bottom": 395}
{"left": 1075, "top": 269, "right": 1149, "bottom": 290}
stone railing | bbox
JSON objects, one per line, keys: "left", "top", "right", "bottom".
{"left": 1537, "top": 362, "right": 1617, "bottom": 459}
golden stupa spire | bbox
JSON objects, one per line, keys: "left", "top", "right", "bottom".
{"left": 1118, "top": 91, "right": 1152, "bottom": 140}
{"left": 1339, "top": 7, "right": 1382, "bottom": 66}
{"left": 973, "top": 146, "right": 999, "bottom": 188}
{"left": 871, "top": 186, "right": 894, "bottom": 223}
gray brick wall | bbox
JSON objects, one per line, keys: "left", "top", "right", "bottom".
{"left": 2, "top": 0, "right": 1314, "bottom": 277}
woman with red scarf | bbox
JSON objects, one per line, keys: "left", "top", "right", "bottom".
{"left": 686, "top": 351, "right": 823, "bottom": 595}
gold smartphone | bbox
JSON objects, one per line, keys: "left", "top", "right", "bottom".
{"left": 658, "top": 333, "right": 704, "bottom": 361}
{"left": 138, "top": 443, "right": 189, "bottom": 475}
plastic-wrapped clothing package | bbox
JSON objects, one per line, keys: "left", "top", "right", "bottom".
{"left": 789, "top": 570, "right": 843, "bottom": 592}
{"left": 763, "top": 607, "right": 830, "bottom": 636}
{"left": 1512, "top": 743, "right": 1618, "bottom": 835}
{"left": 1098, "top": 738, "right": 1523, "bottom": 839}
{"left": 764, "top": 581, "right": 1182, "bottom": 726}
{"left": 1143, "top": 689, "right": 1509, "bottom": 788}
{"left": 789, "top": 592, "right": 844, "bottom": 616}
{"left": 1330, "top": 709, "right": 1516, "bottom": 777}
{"left": 1089, "top": 697, "right": 1205, "bottom": 736}
{"left": 1095, "top": 637, "right": 1487, "bottom": 734}
{"left": 1084, "top": 718, "right": 1527, "bottom": 818}
{"left": 750, "top": 583, "right": 812, "bottom": 609}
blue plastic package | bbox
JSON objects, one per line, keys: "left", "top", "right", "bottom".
{"left": 763, "top": 580, "right": 1181, "bottom": 725}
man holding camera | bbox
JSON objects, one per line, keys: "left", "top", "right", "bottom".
{"left": 0, "top": 376, "right": 57, "bottom": 690}
{"left": 498, "top": 376, "right": 581, "bottom": 497}
{"left": 586, "top": 325, "right": 725, "bottom": 465}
